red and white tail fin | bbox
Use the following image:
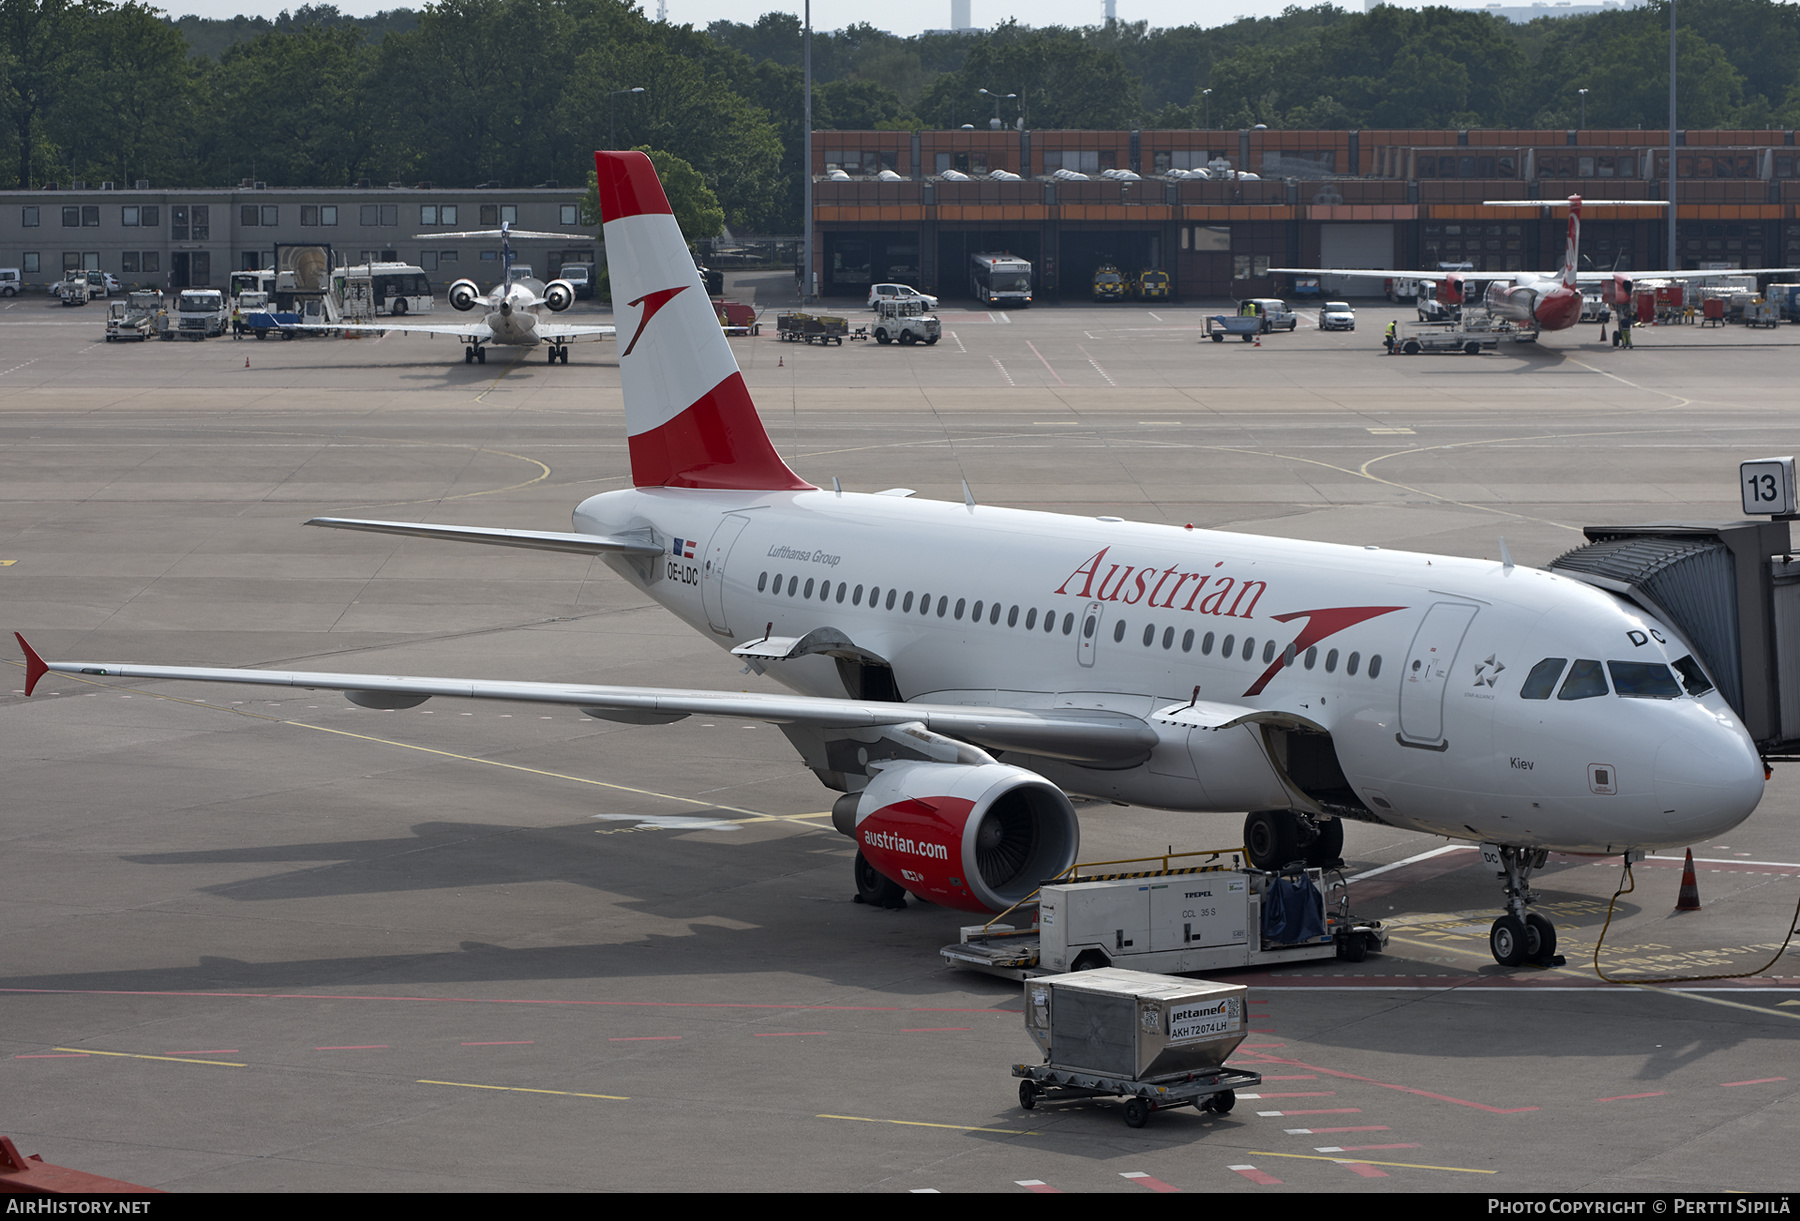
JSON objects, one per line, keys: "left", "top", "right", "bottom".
{"left": 594, "top": 151, "right": 811, "bottom": 492}
{"left": 1561, "top": 194, "right": 1583, "bottom": 291}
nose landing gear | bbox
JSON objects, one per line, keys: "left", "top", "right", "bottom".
{"left": 1487, "top": 845, "right": 1564, "bottom": 968}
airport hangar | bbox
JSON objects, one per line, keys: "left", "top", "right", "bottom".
{"left": 806, "top": 125, "right": 1800, "bottom": 302}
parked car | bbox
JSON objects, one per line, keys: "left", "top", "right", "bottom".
{"left": 1241, "top": 297, "right": 1298, "bottom": 332}
{"left": 1318, "top": 300, "right": 1356, "bottom": 331}
{"left": 0, "top": 267, "right": 20, "bottom": 297}
{"left": 868, "top": 283, "right": 939, "bottom": 311}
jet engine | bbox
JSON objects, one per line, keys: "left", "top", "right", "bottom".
{"left": 831, "top": 761, "right": 1080, "bottom": 912}
{"left": 446, "top": 278, "right": 481, "bottom": 312}
{"left": 542, "top": 279, "right": 575, "bottom": 312}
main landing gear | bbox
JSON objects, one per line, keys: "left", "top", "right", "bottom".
{"left": 546, "top": 344, "right": 569, "bottom": 364}
{"left": 1486, "top": 845, "right": 1563, "bottom": 968}
{"left": 463, "top": 344, "right": 486, "bottom": 364}
{"left": 851, "top": 850, "right": 907, "bottom": 909}
{"left": 1242, "top": 809, "right": 1344, "bottom": 871}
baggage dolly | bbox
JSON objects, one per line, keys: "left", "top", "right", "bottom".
{"left": 1013, "top": 1062, "right": 1263, "bottom": 1128}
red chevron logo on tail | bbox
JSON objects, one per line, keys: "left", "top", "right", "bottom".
{"left": 623, "top": 285, "right": 688, "bottom": 357}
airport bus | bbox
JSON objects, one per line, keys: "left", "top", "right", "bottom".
{"left": 336, "top": 262, "right": 436, "bottom": 316}
{"left": 970, "top": 253, "right": 1032, "bottom": 307}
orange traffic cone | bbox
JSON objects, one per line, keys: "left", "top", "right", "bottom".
{"left": 777, "top": 354, "right": 783, "bottom": 367}
{"left": 1675, "top": 848, "right": 1701, "bottom": 912}
{"left": 244, "top": 357, "right": 250, "bottom": 368}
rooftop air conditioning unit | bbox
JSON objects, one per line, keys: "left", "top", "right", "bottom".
{"left": 71, "top": 180, "right": 87, "bottom": 190}
{"left": 135, "top": 179, "right": 149, "bottom": 190}
{"left": 101, "top": 181, "right": 114, "bottom": 190}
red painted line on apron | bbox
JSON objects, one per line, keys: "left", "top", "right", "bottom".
{"left": 902, "top": 1028, "right": 972, "bottom": 1033}
{"left": 1319, "top": 1144, "right": 1421, "bottom": 1152}
{"left": 1343, "top": 1162, "right": 1389, "bottom": 1178}
{"left": 316, "top": 1045, "right": 388, "bottom": 1051}
{"left": 1121, "top": 1171, "right": 1181, "bottom": 1193}
{"left": 755, "top": 1031, "right": 826, "bottom": 1037}
{"left": 1015, "top": 1180, "right": 1061, "bottom": 1194}
{"left": 609, "top": 1036, "right": 681, "bottom": 1042}
{"left": 1285, "top": 1126, "right": 1391, "bottom": 1134}
{"left": 1253, "top": 1053, "right": 1539, "bottom": 1113}
{"left": 461, "top": 1041, "right": 534, "bottom": 1046}
{"left": 1227, "top": 1165, "right": 1283, "bottom": 1186}
{"left": 1721, "top": 1077, "right": 1787, "bottom": 1087}
{"left": 1598, "top": 1092, "right": 1668, "bottom": 1102}
{"left": 1261, "top": 1108, "right": 1362, "bottom": 1116}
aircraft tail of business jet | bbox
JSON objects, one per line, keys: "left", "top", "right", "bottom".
{"left": 18, "top": 151, "right": 1768, "bottom": 969}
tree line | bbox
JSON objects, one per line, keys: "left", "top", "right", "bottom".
{"left": 4, "top": 0, "right": 1799, "bottom": 236}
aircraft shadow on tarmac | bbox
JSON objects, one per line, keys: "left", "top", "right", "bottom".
{"left": 4, "top": 820, "right": 1767, "bottom": 1077}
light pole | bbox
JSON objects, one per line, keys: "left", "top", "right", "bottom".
{"left": 1577, "top": 88, "right": 1588, "bottom": 130}
{"left": 1668, "top": 0, "right": 1678, "bottom": 271}
{"left": 804, "top": 0, "right": 813, "bottom": 302}
{"left": 978, "top": 87, "right": 1016, "bottom": 130}
{"left": 609, "top": 87, "right": 645, "bottom": 150}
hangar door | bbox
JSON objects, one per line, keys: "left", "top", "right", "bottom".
{"left": 1319, "top": 223, "right": 1394, "bottom": 292}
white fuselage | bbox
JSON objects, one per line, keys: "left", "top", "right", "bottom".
{"left": 575, "top": 487, "right": 1765, "bottom": 856}
{"left": 480, "top": 283, "right": 546, "bottom": 345}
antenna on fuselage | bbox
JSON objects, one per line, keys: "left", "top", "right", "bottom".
{"left": 1499, "top": 537, "right": 1515, "bottom": 573}
{"left": 962, "top": 479, "right": 976, "bottom": 512}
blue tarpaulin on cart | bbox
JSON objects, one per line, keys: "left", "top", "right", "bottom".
{"left": 1262, "top": 873, "right": 1325, "bottom": 944}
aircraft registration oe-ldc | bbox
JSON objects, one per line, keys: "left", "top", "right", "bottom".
{"left": 17, "top": 151, "right": 1767, "bottom": 970}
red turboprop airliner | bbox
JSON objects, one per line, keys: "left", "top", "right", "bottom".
{"left": 1273, "top": 194, "right": 1797, "bottom": 337}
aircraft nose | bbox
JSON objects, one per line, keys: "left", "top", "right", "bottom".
{"left": 1654, "top": 718, "right": 1764, "bottom": 838}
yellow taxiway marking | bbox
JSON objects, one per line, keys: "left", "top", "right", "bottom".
{"left": 1384, "top": 933, "right": 1800, "bottom": 1021}
{"left": 1249, "top": 1150, "right": 1494, "bottom": 1175}
{"left": 54, "top": 1047, "right": 245, "bottom": 1067}
{"left": 819, "top": 1114, "right": 1037, "bottom": 1136}
{"left": 0, "top": 559, "right": 15, "bottom": 565}
{"left": 419, "top": 1079, "right": 627, "bottom": 1100}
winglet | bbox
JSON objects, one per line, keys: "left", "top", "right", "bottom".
{"left": 15, "top": 633, "right": 47, "bottom": 696}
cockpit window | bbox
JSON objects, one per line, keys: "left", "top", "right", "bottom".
{"left": 1520, "top": 657, "right": 1567, "bottom": 699}
{"left": 1608, "top": 660, "right": 1683, "bottom": 698}
{"left": 1557, "top": 658, "right": 1609, "bottom": 700}
{"left": 1672, "top": 655, "right": 1714, "bottom": 697}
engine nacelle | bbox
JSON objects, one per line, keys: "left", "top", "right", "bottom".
{"left": 832, "top": 761, "right": 1080, "bottom": 912}
{"left": 543, "top": 279, "right": 575, "bottom": 312}
{"left": 446, "top": 278, "right": 481, "bottom": 311}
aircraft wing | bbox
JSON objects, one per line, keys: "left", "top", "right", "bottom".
{"left": 305, "top": 517, "right": 660, "bottom": 556}
{"left": 1267, "top": 266, "right": 1529, "bottom": 284}
{"left": 15, "top": 636, "right": 1156, "bottom": 767}
{"left": 1573, "top": 267, "right": 1800, "bottom": 284}
{"left": 531, "top": 322, "right": 616, "bottom": 343}
{"left": 290, "top": 320, "right": 496, "bottom": 341}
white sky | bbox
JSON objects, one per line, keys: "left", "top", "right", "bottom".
{"left": 160, "top": 2, "right": 1482, "bottom": 41}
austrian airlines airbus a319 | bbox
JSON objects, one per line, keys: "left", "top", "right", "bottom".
{"left": 18, "top": 153, "right": 1767, "bottom": 970}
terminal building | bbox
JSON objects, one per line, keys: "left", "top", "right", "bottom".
{"left": 0, "top": 184, "right": 592, "bottom": 292}
{"left": 809, "top": 127, "right": 1800, "bottom": 303}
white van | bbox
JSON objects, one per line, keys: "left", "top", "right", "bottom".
{"left": 0, "top": 268, "right": 19, "bottom": 297}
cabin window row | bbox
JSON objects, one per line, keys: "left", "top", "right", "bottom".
{"left": 755, "top": 569, "right": 1382, "bottom": 675}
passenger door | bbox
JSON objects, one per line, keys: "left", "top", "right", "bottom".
{"left": 1398, "top": 601, "right": 1479, "bottom": 747}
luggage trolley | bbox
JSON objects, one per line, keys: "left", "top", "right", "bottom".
{"left": 1012, "top": 968, "right": 1262, "bottom": 1128}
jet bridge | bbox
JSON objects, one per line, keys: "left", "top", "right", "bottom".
{"left": 1548, "top": 517, "right": 1800, "bottom": 757}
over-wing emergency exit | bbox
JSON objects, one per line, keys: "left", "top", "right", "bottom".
{"left": 19, "top": 155, "right": 1767, "bottom": 971}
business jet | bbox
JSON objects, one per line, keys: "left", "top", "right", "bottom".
{"left": 1273, "top": 194, "right": 1799, "bottom": 337}
{"left": 17, "top": 154, "right": 1767, "bottom": 971}
{"left": 327, "top": 221, "right": 615, "bottom": 364}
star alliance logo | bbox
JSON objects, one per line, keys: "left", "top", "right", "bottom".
{"left": 1473, "top": 655, "right": 1505, "bottom": 687}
